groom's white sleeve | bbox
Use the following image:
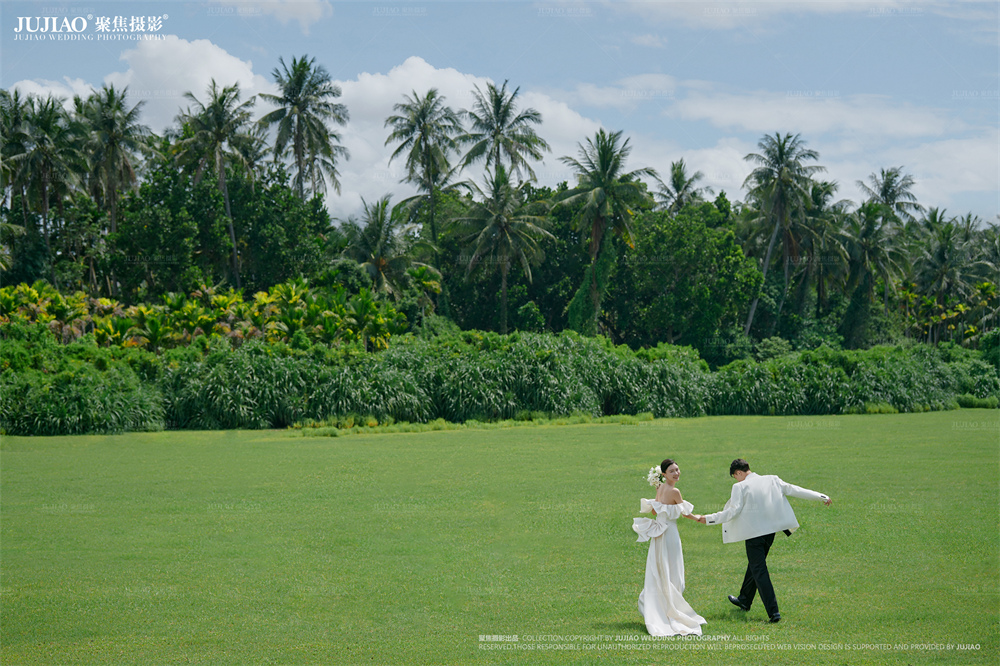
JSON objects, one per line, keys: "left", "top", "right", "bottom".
{"left": 779, "top": 478, "right": 829, "bottom": 502}
{"left": 704, "top": 484, "right": 744, "bottom": 525}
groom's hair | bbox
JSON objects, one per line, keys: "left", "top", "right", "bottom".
{"left": 660, "top": 458, "right": 676, "bottom": 473}
{"left": 729, "top": 459, "right": 750, "bottom": 476}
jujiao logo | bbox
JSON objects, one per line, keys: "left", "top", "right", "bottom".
{"left": 13, "top": 16, "right": 89, "bottom": 33}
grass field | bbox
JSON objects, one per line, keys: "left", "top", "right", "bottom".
{"left": 2, "top": 411, "right": 998, "bottom": 665}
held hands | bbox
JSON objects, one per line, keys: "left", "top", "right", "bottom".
{"left": 688, "top": 514, "right": 707, "bottom": 524}
{"left": 823, "top": 497, "right": 833, "bottom": 506}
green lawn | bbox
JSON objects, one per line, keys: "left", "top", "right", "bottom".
{"left": 2, "top": 411, "right": 997, "bottom": 665}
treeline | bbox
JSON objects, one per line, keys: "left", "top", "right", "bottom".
{"left": 2, "top": 322, "right": 997, "bottom": 436}
{"left": 2, "top": 56, "right": 998, "bottom": 365}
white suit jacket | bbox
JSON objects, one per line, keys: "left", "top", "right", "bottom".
{"left": 704, "top": 472, "right": 829, "bottom": 543}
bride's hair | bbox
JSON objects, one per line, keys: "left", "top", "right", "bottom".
{"left": 660, "top": 458, "right": 676, "bottom": 473}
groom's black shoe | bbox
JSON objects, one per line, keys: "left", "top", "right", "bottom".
{"left": 728, "top": 595, "right": 750, "bottom": 611}
{"left": 769, "top": 613, "right": 781, "bottom": 623}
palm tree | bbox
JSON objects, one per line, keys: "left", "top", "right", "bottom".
{"left": 259, "top": 55, "right": 349, "bottom": 199}
{"left": 384, "top": 89, "right": 463, "bottom": 246}
{"left": 77, "top": 84, "right": 151, "bottom": 234}
{"left": 914, "top": 218, "right": 988, "bottom": 343}
{"left": 653, "top": 158, "right": 713, "bottom": 215}
{"left": 15, "top": 95, "right": 85, "bottom": 272}
{"left": 0, "top": 88, "right": 32, "bottom": 211}
{"left": 456, "top": 165, "right": 554, "bottom": 333}
{"left": 798, "top": 180, "right": 849, "bottom": 319}
{"left": 459, "top": 80, "right": 549, "bottom": 181}
{"left": 341, "top": 195, "right": 422, "bottom": 299}
{"left": 856, "top": 166, "right": 923, "bottom": 224}
{"left": 838, "top": 201, "right": 907, "bottom": 346}
{"left": 557, "top": 128, "right": 657, "bottom": 333}
{"left": 741, "top": 132, "right": 825, "bottom": 335}
{"left": 175, "top": 80, "right": 256, "bottom": 288}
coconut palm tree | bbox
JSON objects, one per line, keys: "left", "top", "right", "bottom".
{"left": 15, "top": 95, "right": 85, "bottom": 273}
{"left": 77, "top": 84, "right": 151, "bottom": 234}
{"left": 341, "top": 195, "right": 423, "bottom": 300}
{"left": 258, "top": 55, "right": 349, "bottom": 199}
{"left": 459, "top": 80, "right": 549, "bottom": 181}
{"left": 0, "top": 88, "right": 33, "bottom": 211}
{"left": 653, "top": 158, "right": 713, "bottom": 215}
{"left": 384, "top": 89, "right": 463, "bottom": 246}
{"left": 78, "top": 84, "right": 151, "bottom": 233}
{"left": 838, "top": 201, "right": 908, "bottom": 346}
{"left": 456, "top": 165, "right": 554, "bottom": 333}
{"left": 175, "top": 80, "right": 256, "bottom": 288}
{"left": 914, "top": 218, "right": 989, "bottom": 342}
{"left": 797, "top": 180, "right": 849, "bottom": 319}
{"left": 556, "top": 128, "right": 657, "bottom": 333}
{"left": 741, "top": 132, "right": 825, "bottom": 335}
{"left": 856, "top": 166, "right": 923, "bottom": 224}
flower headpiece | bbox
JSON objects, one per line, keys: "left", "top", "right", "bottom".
{"left": 646, "top": 466, "right": 663, "bottom": 488}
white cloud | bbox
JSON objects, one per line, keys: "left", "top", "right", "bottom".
{"left": 212, "top": 0, "right": 333, "bottom": 33}
{"left": 670, "top": 90, "right": 956, "bottom": 139}
{"left": 542, "top": 74, "right": 678, "bottom": 113}
{"left": 862, "top": 130, "right": 999, "bottom": 212}
{"left": 10, "top": 76, "right": 94, "bottom": 109}
{"left": 630, "top": 33, "right": 666, "bottom": 48}
{"left": 104, "top": 35, "right": 275, "bottom": 132}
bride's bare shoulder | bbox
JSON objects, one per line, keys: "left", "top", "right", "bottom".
{"left": 656, "top": 485, "right": 682, "bottom": 504}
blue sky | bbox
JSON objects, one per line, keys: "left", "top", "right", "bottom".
{"left": 3, "top": 0, "right": 998, "bottom": 222}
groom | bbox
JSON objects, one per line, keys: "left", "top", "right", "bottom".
{"left": 696, "top": 459, "right": 831, "bottom": 623}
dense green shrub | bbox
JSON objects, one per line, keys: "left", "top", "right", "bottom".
{"left": 3, "top": 320, "right": 998, "bottom": 435}
{"left": 956, "top": 394, "right": 999, "bottom": 409}
{"left": 1, "top": 364, "right": 163, "bottom": 435}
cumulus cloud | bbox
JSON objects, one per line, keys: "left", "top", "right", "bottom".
{"left": 105, "top": 35, "right": 276, "bottom": 131}
{"left": 10, "top": 76, "right": 94, "bottom": 108}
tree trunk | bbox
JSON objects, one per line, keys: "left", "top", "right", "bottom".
{"left": 771, "top": 251, "right": 792, "bottom": 335}
{"left": 500, "top": 261, "right": 508, "bottom": 334}
{"left": 588, "top": 216, "right": 606, "bottom": 333}
{"left": 589, "top": 257, "right": 601, "bottom": 332}
{"left": 744, "top": 204, "right": 783, "bottom": 335}
{"left": 109, "top": 169, "right": 118, "bottom": 235}
{"left": 221, "top": 172, "right": 241, "bottom": 289}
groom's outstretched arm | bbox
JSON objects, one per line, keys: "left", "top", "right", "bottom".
{"left": 703, "top": 483, "right": 745, "bottom": 526}
{"left": 780, "top": 479, "right": 832, "bottom": 505}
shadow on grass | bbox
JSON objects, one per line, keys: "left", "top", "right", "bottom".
{"left": 700, "top": 609, "right": 752, "bottom": 622}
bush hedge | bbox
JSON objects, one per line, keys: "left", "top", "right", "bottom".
{"left": 2, "top": 323, "right": 997, "bottom": 435}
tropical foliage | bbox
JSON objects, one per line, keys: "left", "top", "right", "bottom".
{"left": 2, "top": 55, "right": 998, "bottom": 436}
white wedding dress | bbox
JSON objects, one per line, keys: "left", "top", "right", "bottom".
{"left": 632, "top": 498, "right": 707, "bottom": 636}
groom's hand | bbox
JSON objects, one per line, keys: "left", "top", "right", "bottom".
{"left": 823, "top": 497, "right": 832, "bottom": 506}
{"left": 696, "top": 515, "right": 707, "bottom": 524}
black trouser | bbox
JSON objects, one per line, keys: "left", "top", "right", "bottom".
{"left": 737, "top": 532, "right": 779, "bottom": 618}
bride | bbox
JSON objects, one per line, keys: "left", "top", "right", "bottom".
{"left": 632, "top": 458, "right": 707, "bottom": 636}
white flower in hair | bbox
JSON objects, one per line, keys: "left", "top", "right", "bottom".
{"left": 646, "top": 466, "right": 662, "bottom": 488}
